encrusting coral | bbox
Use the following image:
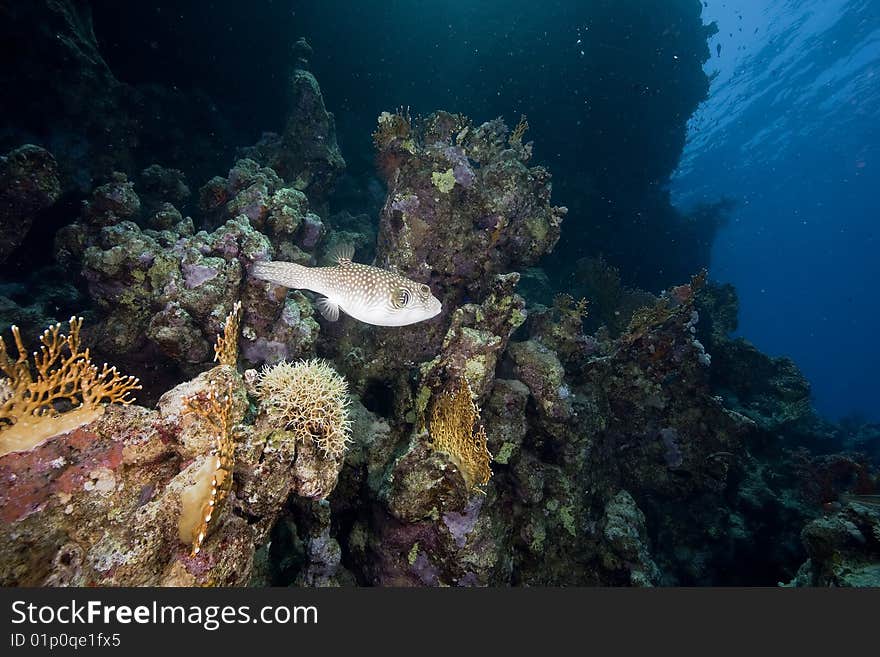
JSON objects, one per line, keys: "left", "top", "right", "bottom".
{"left": 374, "top": 110, "right": 566, "bottom": 309}
{"left": 255, "top": 359, "right": 351, "bottom": 459}
{"left": 427, "top": 378, "right": 492, "bottom": 492}
{"left": 0, "top": 317, "right": 141, "bottom": 457}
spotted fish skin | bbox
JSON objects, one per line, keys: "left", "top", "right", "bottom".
{"left": 252, "top": 256, "right": 442, "bottom": 327}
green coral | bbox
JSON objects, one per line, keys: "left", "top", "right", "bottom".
{"left": 558, "top": 505, "right": 577, "bottom": 537}
{"left": 431, "top": 168, "right": 456, "bottom": 193}
{"left": 528, "top": 520, "right": 546, "bottom": 554}
{"left": 495, "top": 442, "right": 516, "bottom": 465}
{"left": 415, "top": 384, "right": 432, "bottom": 419}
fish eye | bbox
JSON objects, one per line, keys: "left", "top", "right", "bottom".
{"left": 418, "top": 284, "right": 430, "bottom": 297}
{"left": 393, "top": 288, "right": 411, "bottom": 308}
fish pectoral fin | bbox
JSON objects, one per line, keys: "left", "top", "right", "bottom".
{"left": 316, "top": 297, "right": 341, "bottom": 322}
{"left": 327, "top": 243, "right": 355, "bottom": 265}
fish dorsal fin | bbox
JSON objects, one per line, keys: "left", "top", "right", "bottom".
{"left": 328, "top": 243, "right": 355, "bottom": 265}
{"left": 316, "top": 297, "right": 340, "bottom": 322}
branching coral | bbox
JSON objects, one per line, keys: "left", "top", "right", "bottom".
{"left": 625, "top": 269, "right": 707, "bottom": 342}
{"left": 179, "top": 377, "right": 236, "bottom": 556}
{"left": 213, "top": 301, "right": 242, "bottom": 367}
{"left": 509, "top": 114, "right": 529, "bottom": 146}
{"left": 428, "top": 378, "right": 492, "bottom": 492}
{"left": 372, "top": 107, "right": 414, "bottom": 151}
{"left": 554, "top": 293, "right": 589, "bottom": 319}
{"left": 0, "top": 317, "right": 141, "bottom": 457}
{"left": 255, "top": 359, "right": 351, "bottom": 459}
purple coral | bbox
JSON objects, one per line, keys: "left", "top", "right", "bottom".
{"left": 659, "top": 428, "right": 684, "bottom": 469}
{"left": 182, "top": 263, "right": 219, "bottom": 289}
{"left": 443, "top": 496, "right": 484, "bottom": 548}
{"left": 444, "top": 146, "right": 476, "bottom": 188}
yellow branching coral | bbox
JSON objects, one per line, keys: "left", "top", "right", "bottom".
{"left": 0, "top": 317, "right": 141, "bottom": 457}
{"left": 373, "top": 107, "right": 413, "bottom": 151}
{"left": 255, "top": 359, "right": 351, "bottom": 459}
{"left": 509, "top": 114, "right": 529, "bottom": 146}
{"left": 554, "top": 293, "right": 589, "bottom": 318}
{"left": 179, "top": 377, "right": 236, "bottom": 556}
{"left": 427, "top": 378, "right": 492, "bottom": 492}
{"left": 213, "top": 301, "right": 242, "bottom": 367}
{"left": 625, "top": 269, "right": 707, "bottom": 342}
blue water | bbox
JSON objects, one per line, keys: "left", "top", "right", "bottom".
{"left": 673, "top": 0, "right": 880, "bottom": 421}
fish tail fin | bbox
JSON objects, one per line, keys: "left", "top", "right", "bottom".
{"left": 251, "top": 260, "right": 309, "bottom": 289}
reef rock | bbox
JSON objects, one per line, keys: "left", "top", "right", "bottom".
{"left": 374, "top": 110, "right": 565, "bottom": 308}
{"left": 788, "top": 501, "right": 880, "bottom": 587}
{"left": 0, "top": 368, "right": 246, "bottom": 586}
{"left": 138, "top": 164, "right": 191, "bottom": 217}
{"left": 599, "top": 491, "right": 661, "bottom": 586}
{"left": 199, "top": 158, "right": 325, "bottom": 261}
{"left": 0, "top": 362, "right": 349, "bottom": 587}
{"left": 0, "top": 145, "right": 61, "bottom": 263}
{"left": 238, "top": 39, "right": 345, "bottom": 210}
{"left": 54, "top": 180, "right": 319, "bottom": 385}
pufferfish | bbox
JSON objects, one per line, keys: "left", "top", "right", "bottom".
{"left": 252, "top": 246, "right": 442, "bottom": 327}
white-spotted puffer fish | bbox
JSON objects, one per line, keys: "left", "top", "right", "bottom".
{"left": 252, "top": 247, "right": 442, "bottom": 327}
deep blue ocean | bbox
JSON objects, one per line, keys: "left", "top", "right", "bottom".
{"left": 674, "top": 0, "right": 880, "bottom": 423}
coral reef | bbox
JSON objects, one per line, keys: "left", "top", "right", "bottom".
{"left": 2, "top": 111, "right": 875, "bottom": 590}
{"left": 374, "top": 110, "right": 566, "bottom": 307}
{"left": 787, "top": 500, "right": 880, "bottom": 587}
{"left": 0, "top": 364, "right": 249, "bottom": 586}
{"left": 198, "top": 158, "right": 327, "bottom": 261}
{"left": 0, "top": 344, "right": 356, "bottom": 585}
{"left": 137, "top": 165, "right": 192, "bottom": 218}
{"left": 418, "top": 272, "right": 527, "bottom": 403}
{"left": 572, "top": 256, "right": 657, "bottom": 337}
{"left": 54, "top": 172, "right": 319, "bottom": 384}
{"left": 599, "top": 491, "right": 661, "bottom": 586}
{"left": 0, "top": 9, "right": 876, "bottom": 588}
